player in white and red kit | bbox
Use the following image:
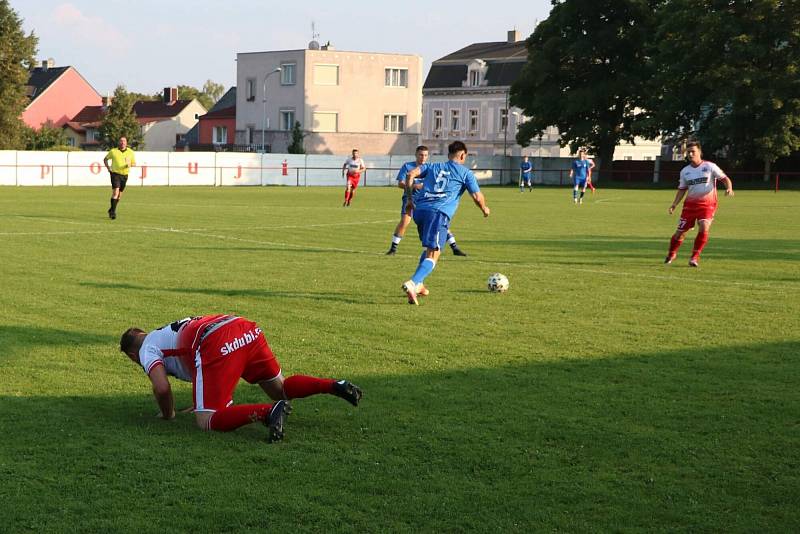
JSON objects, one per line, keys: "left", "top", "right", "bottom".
{"left": 120, "top": 314, "right": 362, "bottom": 442}
{"left": 665, "top": 141, "right": 734, "bottom": 267}
{"left": 341, "top": 148, "right": 366, "bottom": 206}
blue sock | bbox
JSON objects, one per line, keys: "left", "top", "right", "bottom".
{"left": 411, "top": 258, "right": 436, "bottom": 285}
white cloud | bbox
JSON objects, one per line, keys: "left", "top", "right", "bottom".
{"left": 51, "top": 3, "right": 130, "bottom": 54}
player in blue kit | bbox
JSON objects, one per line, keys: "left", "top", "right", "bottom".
{"left": 401, "top": 141, "right": 490, "bottom": 305}
{"left": 519, "top": 155, "right": 533, "bottom": 192}
{"left": 385, "top": 145, "right": 467, "bottom": 256}
{"left": 570, "top": 149, "right": 595, "bottom": 204}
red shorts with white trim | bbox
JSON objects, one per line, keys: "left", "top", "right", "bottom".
{"left": 347, "top": 173, "right": 361, "bottom": 189}
{"left": 677, "top": 203, "right": 716, "bottom": 232}
{"left": 180, "top": 317, "right": 281, "bottom": 412}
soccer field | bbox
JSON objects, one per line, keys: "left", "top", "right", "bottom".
{"left": 1, "top": 185, "right": 798, "bottom": 531}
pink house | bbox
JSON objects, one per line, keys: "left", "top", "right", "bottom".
{"left": 22, "top": 59, "right": 101, "bottom": 129}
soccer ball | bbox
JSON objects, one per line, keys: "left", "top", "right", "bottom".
{"left": 487, "top": 273, "right": 509, "bottom": 293}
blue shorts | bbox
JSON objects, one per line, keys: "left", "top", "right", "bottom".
{"left": 574, "top": 178, "right": 587, "bottom": 188}
{"left": 521, "top": 173, "right": 532, "bottom": 182}
{"left": 413, "top": 209, "right": 450, "bottom": 250}
{"left": 400, "top": 195, "right": 414, "bottom": 216}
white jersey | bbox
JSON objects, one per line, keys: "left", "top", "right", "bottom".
{"left": 679, "top": 161, "right": 726, "bottom": 207}
{"left": 138, "top": 318, "right": 193, "bottom": 382}
{"left": 344, "top": 157, "right": 364, "bottom": 175}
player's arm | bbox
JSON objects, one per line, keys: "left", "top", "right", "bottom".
{"left": 147, "top": 364, "right": 176, "bottom": 420}
{"left": 103, "top": 153, "right": 112, "bottom": 173}
{"left": 589, "top": 159, "right": 596, "bottom": 171}
{"left": 471, "top": 191, "right": 490, "bottom": 217}
{"left": 668, "top": 189, "right": 687, "bottom": 214}
{"left": 721, "top": 175, "right": 734, "bottom": 196}
{"left": 359, "top": 160, "right": 366, "bottom": 173}
{"left": 342, "top": 161, "right": 347, "bottom": 177}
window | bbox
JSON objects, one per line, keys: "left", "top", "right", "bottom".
{"left": 280, "top": 110, "right": 295, "bottom": 131}
{"left": 469, "top": 109, "right": 479, "bottom": 132}
{"left": 450, "top": 109, "right": 460, "bottom": 132}
{"left": 500, "top": 108, "right": 508, "bottom": 130}
{"left": 246, "top": 125, "right": 255, "bottom": 144}
{"left": 433, "top": 109, "right": 443, "bottom": 132}
{"left": 312, "top": 112, "right": 338, "bottom": 132}
{"left": 469, "top": 70, "right": 480, "bottom": 86}
{"left": 385, "top": 68, "right": 408, "bottom": 87}
{"left": 314, "top": 64, "right": 339, "bottom": 85}
{"left": 213, "top": 126, "right": 228, "bottom": 144}
{"left": 66, "top": 137, "right": 75, "bottom": 147}
{"left": 623, "top": 156, "right": 633, "bottom": 161}
{"left": 644, "top": 156, "right": 653, "bottom": 161}
{"left": 281, "top": 63, "right": 296, "bottom": 85}
{"left": 384, "top": 114, "right": 406, "bottom": 133}
{"left": 246, "top": 78, "right": 256, "bottom": 101}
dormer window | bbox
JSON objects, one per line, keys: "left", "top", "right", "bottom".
{"left": 469, "top": 70, "right": 480, "bottom": 86}
{"left": 463, "top": 59, "right": 487, "bottom": 88}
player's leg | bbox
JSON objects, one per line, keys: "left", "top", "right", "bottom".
{"left": 519, "top": 177, "right": 524, "bottom": 193}
{"left": 387, "top": 208, "right": 412, "bottom": 255}
{"left": 579, "top": 182, "right": 586, "bottom": 204}
{"left": 403, "top": 212, "right": 447, "bottom": 304}
{"left": 109, "top": 174, "right": 123, "bottom": 219}
{"left": 573, "top": 181, "right": 579, "bottom": 203}
{"left": 690, "top": 219, "right": 713, "bottom": 266}
{"left": 587, "top": 177, "right": 596, "bottom": 193}
{"left": 447, "top": 231, "right": 466, "bottom": 256}
{"left": 527, "top": 178, "right": 533, "bottom": 192}
{"left": 665, "top": 215, "right": 693, "bottom": 264}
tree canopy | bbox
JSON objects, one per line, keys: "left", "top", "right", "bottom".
{"left": 98, "top": 86, "right": 143, "bottom": 150}
{"left": 0, "top": 0, "right": 38, "bottom": 150}
{"left": 510, "top": 0, "right": 656, "bottom": 169}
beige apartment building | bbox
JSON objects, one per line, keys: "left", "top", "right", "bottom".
{"left": 236, "top": 42, "right": 423, "bottom": 154}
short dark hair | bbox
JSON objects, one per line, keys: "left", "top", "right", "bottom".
{"left": 415, "top": 145, "right": 429, "bottom": 153}
{"left": 686, "top": 141, "right": 702, "bottom": 151}
{"left": 448, "top": 141, "right": 467, "bottom": 156}
{"left": 120, "top": 327, "right": 145, "bottom": 354}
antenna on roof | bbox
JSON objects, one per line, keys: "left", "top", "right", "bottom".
{"left": 309, "top": 21, "right": 321, "bottom": 50}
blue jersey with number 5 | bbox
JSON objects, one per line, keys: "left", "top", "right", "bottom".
{"left": 413, "top": 160, "right": 480, "bottom": 219}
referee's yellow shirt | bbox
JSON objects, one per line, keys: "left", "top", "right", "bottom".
{"left": 105, "top": 148, "right": 136, "bottom": 175}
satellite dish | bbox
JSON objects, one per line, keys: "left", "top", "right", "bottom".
{"left": 309, "top": 40, "right": 320, "bottom": 50}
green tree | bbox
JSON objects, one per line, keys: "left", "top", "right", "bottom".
{"left": 648, "top": 0, "right": 800, "bottom": 166}
{"left": 202, "top": 80, "right": 225, "bottom": 104}
{"left": 98, "top": 85, "right": 143, "bottom": 150}
{"left": 287, "top": 121, "right": 305, "bottom": 154}
{"left": 23, "top": 121, "right": 67, "bottom": 150}
{"left": 510, "top": 0, "right": 657, "bottom": 171}
{"left": 0, "top": 0, "right": 38, "bottom": 150}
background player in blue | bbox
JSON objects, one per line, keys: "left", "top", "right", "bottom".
{"left": 401, "top": 141, "right": 490, "bottom": 305}
{"left": 519, "top": 155, "right": 533, "bottom": 192}
{"left": 569, "top": 149, "right": 595, "bottom": 204}
{"left": 385, "top": 145, "right": 466, "bottom": 256}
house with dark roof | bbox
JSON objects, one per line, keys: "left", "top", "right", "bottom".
{"left": 134, "top": 88, "right": 207, "bottom": 151}
{"left": 423, "top": 31, "right": 663, "bottom": 161}
{"left": 194, "top": 87, "right": 237, "bottom": 149}
{"left": 422, "top": 31, "right": 541, "bottom": 157}
{"left": 63, "top": 101, "right": 108, "bottom": 149}
{"left": 23, "top": 59, "right": 102, "bottom": 129}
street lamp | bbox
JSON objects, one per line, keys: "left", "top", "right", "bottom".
{"left": 261, "top": 67, "right": 282, "bottom": 153}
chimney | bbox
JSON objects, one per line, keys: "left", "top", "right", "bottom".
{"left": 507, "top": 30, "right": 521, "bottom": 43}
{"left": 41, "top": 59, "right": 48, "bottom": 71}
{"left": 101, "top": 96, "right": 112, "bottom": 109}
{"left": 163, "top": 87, "right": 178, "bottom": 104}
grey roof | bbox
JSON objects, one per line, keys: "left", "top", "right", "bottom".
{"left": 208, "top": 87, "right": 236, "bottom": 113}
{"left": 436, "top": 41, "right": 527, "bottom": 62}
{"left": 26, "top": 66, "right": 70, "bottom": 100}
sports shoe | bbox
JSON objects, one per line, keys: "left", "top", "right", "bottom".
{"left": 108, "top": 208, "right": 116, "bottom": 220}
{"left": 451, "top": 246, "right": 467, "bottom": 257}
{"left": 416, "top": 283, "right": 429, "bottom": 297}
{"left": 332, "top": 380, "right": 362, "bottom": 407}
{"left": 264, "top": 400, "right": 291, "bottom": 443}
{"left": 664, "top": 254, "right": 676, "bottom": 264}
{"left": 402, "top": 280, "right": 418, "bottom": 305}
{"left": 386, "top": 247, "right": 397, "bottom": 256}
{"left": 688, "top": 257, "right": 699, "bottom": 267}
{"left": 579, "top": 198, "right": 583, "bottom": 205}
{"left": 573, "top": 198, "right": 578, "bottom": 204}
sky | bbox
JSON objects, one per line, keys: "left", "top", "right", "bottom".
{"left": 15, "top": 0, "right": 553, "bottom": 96}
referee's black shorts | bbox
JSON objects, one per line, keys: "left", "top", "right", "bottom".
{"left": 110, "top": 172, "right": 128, "bottom": 191}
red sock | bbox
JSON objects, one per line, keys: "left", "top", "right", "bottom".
{"left": 344, "top": 189, "right": 350, "bottom": 202}
{"left": 692, "top": 232, "right": 709, "bottom": 258}
{"left": 283, "top": 375, "right": 335, "bottom": 399}
{"left": 208, "top": 404, "right": 271, "bottom": 431}
{"left": 668, "top": 235, "right": 684, "bottom": 256}
{"left": 587, "top": 181, "right": 596, "bottom": 192}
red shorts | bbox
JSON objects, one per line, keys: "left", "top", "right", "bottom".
{"left": 179, "top": 316, "right": 281, "bottom": 412}
{"left": 347, "top": 173, "right": 361, "bottom": 189}
{"left": 677, "top": 203, "right": 716, "bottom": 232}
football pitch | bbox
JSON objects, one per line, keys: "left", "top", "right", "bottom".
{"left": 1, "top": 185, "right": 798, "bottom": 532}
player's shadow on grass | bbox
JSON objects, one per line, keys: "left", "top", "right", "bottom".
{"left": 80, "top": 281, "right": 373, "bottom": 304}
{"left": 2, "top": 339, "right": 799, "bottom": 532}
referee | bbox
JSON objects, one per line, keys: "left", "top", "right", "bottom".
{"left": 103, "top": 136, "right": 136, "bottom": 220}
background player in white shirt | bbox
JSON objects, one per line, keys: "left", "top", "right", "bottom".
{"left": 665, "top": 141, "right": 734, "bottom": 267}
{"left": 342, "top": 148, "right": 366, "bottom": 206}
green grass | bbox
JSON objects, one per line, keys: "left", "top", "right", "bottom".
{"left": 1, "top": 185, "right": 798, "bottom": 532}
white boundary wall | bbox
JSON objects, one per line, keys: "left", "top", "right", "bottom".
{"left": 0, "top": 151, "right": 508, "bottom": 186}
